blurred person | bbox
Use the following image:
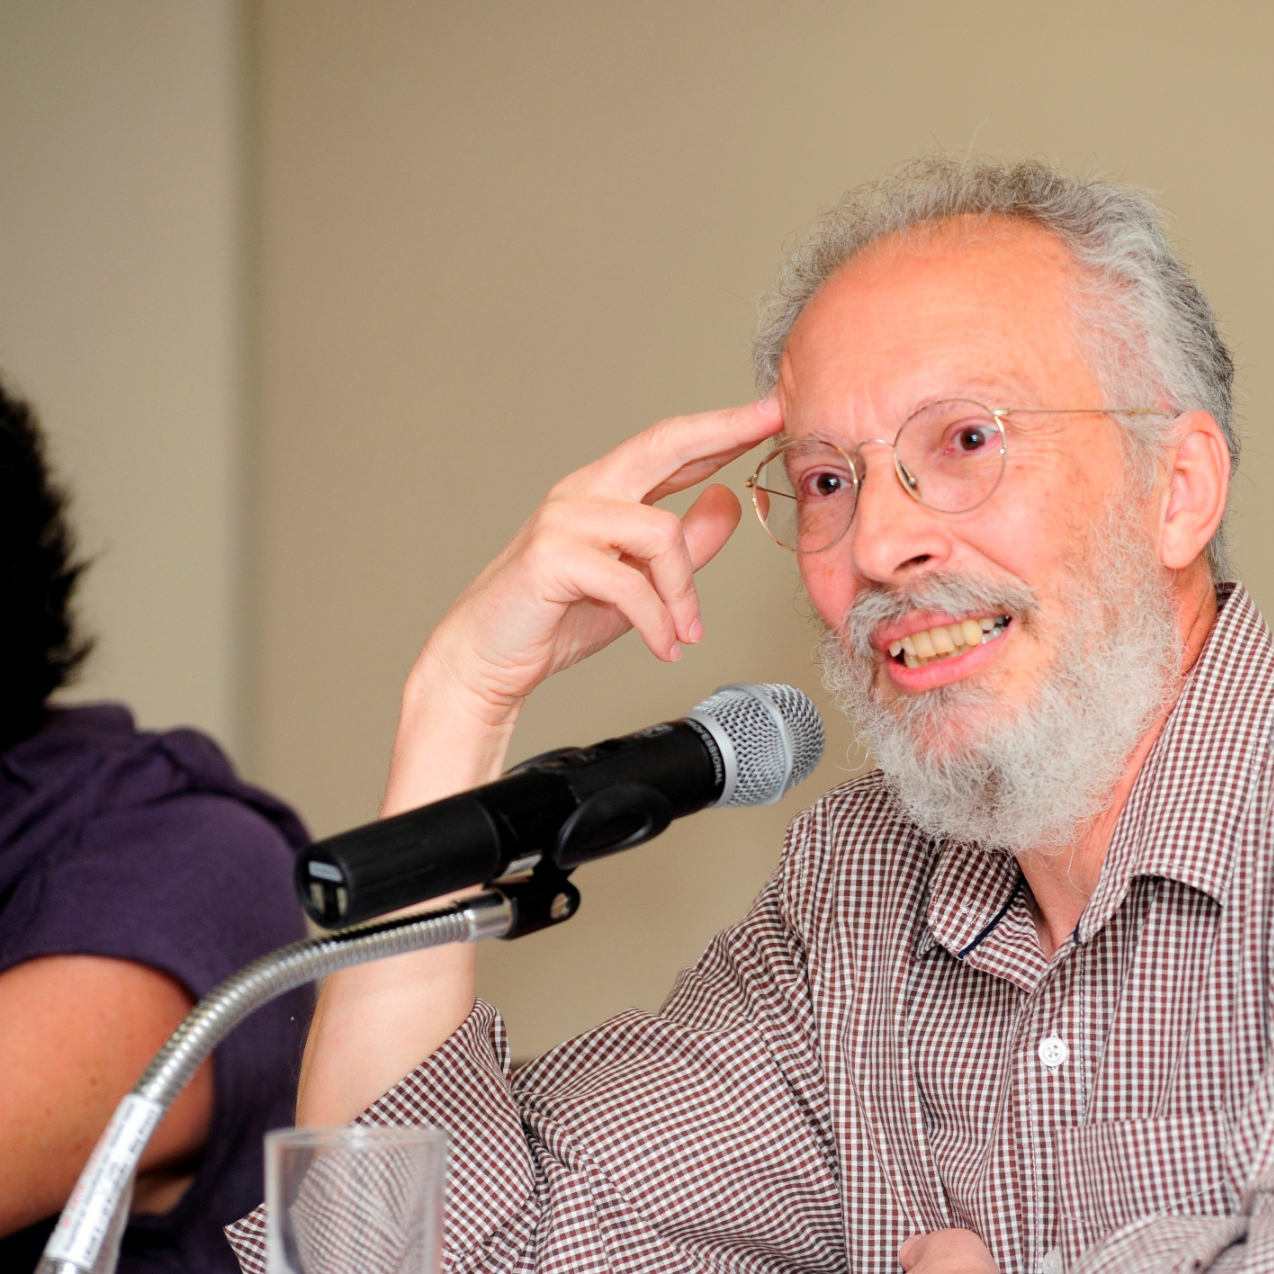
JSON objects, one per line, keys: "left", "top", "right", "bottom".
{"left": 0, "top": 376, "right": 310, "bottom": 1273}
{"left": 232, "top": 156, "right": 1269, "bottom": 1272}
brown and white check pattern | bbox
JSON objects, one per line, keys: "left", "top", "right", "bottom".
{"left": 229, "top": 583, "right": 1274, "bottom": 1274}
{"left": 266, "top": 1134, "right": 444, "bottom": 1274}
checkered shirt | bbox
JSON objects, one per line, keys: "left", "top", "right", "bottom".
{"left": 228, "top": 582, "right": 1274, "bottom": 1274}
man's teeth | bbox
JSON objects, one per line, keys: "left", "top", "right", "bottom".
{"left": 888, "top": 616, "right": 1009, "bottom": 669}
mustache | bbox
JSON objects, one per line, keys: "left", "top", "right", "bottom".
{"left": 840, "top": 571, "right": 1041, "bottom": 660}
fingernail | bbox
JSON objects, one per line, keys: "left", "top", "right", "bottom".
{"left": 668, "top": 642, "right": 682, "bottom": 662}
{"left": 688, "top": 617, "right": 704, "bottom": 643}
{"left": 756, "top": 390, "right": 779, "bottom": 414}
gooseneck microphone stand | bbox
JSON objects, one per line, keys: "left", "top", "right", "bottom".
{"left": 38, "top": 682, "right": 824, "bottom": 1274}
{"left": 36, "top": 868, "right": 580, "bottom": 1274}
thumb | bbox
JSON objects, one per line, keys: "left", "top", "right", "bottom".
{"left": 681, "top": 483, "right": 743, "bottom": 571}
{"left": 898, "top": 1234, "right": 927, "bottom": 1270}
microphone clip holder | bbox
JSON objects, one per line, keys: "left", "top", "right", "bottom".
{"left": 495, "top": 860, "right": 581, "bottom": 938}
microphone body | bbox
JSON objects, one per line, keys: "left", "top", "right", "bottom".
{"left": 298, "top": 683, "right": 824, "bottom": 928}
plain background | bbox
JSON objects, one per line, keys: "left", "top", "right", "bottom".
{"left": 0, "top": 2, "right": 246, "bottom": 745}
{"left": 3, "top": 1, "right": 1273, "bottom": 1055}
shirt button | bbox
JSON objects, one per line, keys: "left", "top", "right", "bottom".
{"left": 1038, "top": 1035, "right": 1069, "bottom": 1068}
{"left": 1041, "top": 1247, "right": 1063, "bottom": 1274}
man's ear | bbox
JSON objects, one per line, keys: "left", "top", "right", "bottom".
{"left": 1158, "top": 411, "right": 1230, "bottom": 571}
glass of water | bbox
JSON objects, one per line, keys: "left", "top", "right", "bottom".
{"left": 265, "top": 1125, "right": 447, "bottom": 1274}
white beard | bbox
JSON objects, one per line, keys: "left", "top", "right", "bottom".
{"left": 819, "top": 517, "right": 1183, "bottom": 854}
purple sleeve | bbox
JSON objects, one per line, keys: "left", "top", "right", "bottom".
{"left": 0, "top": 790, "right": 305, "bottom": 998}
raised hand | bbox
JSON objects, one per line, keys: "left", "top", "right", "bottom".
{"left": 431, "top": 395, "right": 780, "bottom": 703}
{"left": 298, "top": 395, "right": 783, "bottom": 1126}
{"left": 383, "top": 395, "right": 783, "bottom": 815}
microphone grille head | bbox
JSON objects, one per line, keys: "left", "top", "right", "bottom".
{"left": 687, "top": 683, "right": 825, "bottom": 807}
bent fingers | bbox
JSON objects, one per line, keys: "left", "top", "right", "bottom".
{"left": 536, "top": 499, "right": 704, "bottom": 647}
{"left": 561, "top": 548, "right": 685, "bottom": 662}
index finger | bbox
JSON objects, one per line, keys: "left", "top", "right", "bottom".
{"left": 565, "top": 393, "right": 783, "bottom": 505}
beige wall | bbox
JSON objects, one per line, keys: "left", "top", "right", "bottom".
{"left": 0, "top": 1, "right": 249, "bottom": 752}
{"left": 199, "top": 2, "right": 1272, "bottom": 1057}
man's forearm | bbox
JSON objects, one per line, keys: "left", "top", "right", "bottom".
{"left": 295, "top": 648, "right": 516, "bottom": 1126}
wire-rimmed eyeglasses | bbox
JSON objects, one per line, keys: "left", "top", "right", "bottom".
{"left": 744, "top": 398, "right": 1167, "bottom": 554}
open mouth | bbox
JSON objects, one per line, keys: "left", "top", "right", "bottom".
{"left": 887, "top": 616, "right": 1011, "bottom": 669}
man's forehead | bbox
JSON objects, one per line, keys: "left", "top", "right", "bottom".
{"left": 778, "top": 216, "right": 1092, "bottom": 424}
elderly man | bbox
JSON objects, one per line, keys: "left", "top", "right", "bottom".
{"left": 232, "top": 156, "right": 1267, "bottom": 1273}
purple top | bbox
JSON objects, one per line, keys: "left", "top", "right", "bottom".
{"left": 0, "top": 704, "right": 311, "bottom": 1274}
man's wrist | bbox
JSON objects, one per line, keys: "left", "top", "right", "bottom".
{"left": 383, "top": 642, "right": 523, "bottom": 816}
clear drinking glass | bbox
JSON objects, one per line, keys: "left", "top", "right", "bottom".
{"left": 265, "top": 1125, "right": 447, "bottom": 1274}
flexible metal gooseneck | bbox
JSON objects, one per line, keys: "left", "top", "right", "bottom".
{"left": 35, "top": 889, "right": 526, "bottom": 1274}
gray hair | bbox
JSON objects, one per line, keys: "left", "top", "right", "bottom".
{"left": 753, "top": 155, "right": 1237, "bottom": 579}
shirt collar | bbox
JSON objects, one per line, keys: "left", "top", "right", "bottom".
{"left": 919, "top": 843, "right": 1021, "bottom": 960}
{"left": 1076, "top": 582, "right": 1274, "bottom": 939}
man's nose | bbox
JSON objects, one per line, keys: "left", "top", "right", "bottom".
{"left": 844, "top": 443, "right": 954, "bottom": 584}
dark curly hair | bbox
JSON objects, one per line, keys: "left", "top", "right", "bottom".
{"left": 0, "top": 376, "right": 93, "bottom": 752}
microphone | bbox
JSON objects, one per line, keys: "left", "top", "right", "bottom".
{"left": 297, "top": 683, "right": 825, "bottom": 928}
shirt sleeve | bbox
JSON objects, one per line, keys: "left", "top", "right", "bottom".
{"left": 0, "top": 789, "right": 305, "bottom": 997}
{"left": 227, "top": 866, "right": 847, "bottom": 1273}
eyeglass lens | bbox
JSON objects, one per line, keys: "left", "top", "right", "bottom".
{"left": 752, "top": 398, "right": 1007, "bottom": 552}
